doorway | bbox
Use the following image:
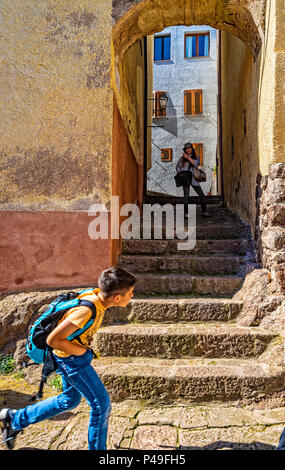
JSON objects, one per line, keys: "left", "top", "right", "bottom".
{"left": 145, "top": 25, "right": 221, "bottom": 202}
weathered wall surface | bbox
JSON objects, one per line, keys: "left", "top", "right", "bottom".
{"left": 0, "top": 211, "right": 111, "bottom": 294}
{"left": 0, "top": 0, "right": 115, "bottom": 293}
{"left": 112, "top": 37, "right": 146, "bottom": 167}
{"left": 0, "top": 0, "right": 113, "bottom": 210}
{"left": 220, "top": 30, "right": 260, "bottom": 227}
{"left": 111, "top": 94, "right": 143, "bottom": 265}
{"left": 273, "top": 0, "right": 285, "bottom": 165}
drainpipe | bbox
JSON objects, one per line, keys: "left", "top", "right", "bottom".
{"left": 218, "top": 30, "right": 225, "bottom": 205}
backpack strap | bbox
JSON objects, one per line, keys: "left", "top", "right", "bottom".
{"left": 66, "top": 299, "right": 97, "bottom": 342}
{"left": 30, "top": 348, "right": 58, "bottom": 402}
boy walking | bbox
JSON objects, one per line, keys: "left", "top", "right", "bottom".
{"left": 0, "top": 266, "right": 137, "bottom": 450}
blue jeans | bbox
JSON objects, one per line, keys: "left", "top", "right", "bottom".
{"left": 276, "top": 427, "right": 285, "bottom": 450}
{"left": 11, "top": 349, "right": 111, "bottom": 450}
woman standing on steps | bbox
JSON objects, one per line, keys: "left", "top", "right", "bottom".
{"left": 176, "top": 142, "right": 213, "bottom": 218}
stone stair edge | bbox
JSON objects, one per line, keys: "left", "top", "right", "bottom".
{"left": 128, "top": 297, "right": 244, "bottom": 304}
{"left": 134, "top": 272, "right": 244, "bottom": 279}
{"left": 93, "top": 356, "right": 284, "bottom": 377}
{"left": 97, "top": 322, "right": 277, "bottom": 336}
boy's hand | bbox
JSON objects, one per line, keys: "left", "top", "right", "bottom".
{"left": 47, "top": 319, "right": 87, "bottom": 356}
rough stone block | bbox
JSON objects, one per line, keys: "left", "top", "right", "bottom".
{"left": 262, "top": 227, "right": 285, "bottom": 250}
{"left": 266, "top": 179, "right": 285, "bottom": 204}
{"left": 267, "top": 203, "right": 285, "bottom": 226}
{"left": 269, "top": 163, "right": 285, "bottom": 179}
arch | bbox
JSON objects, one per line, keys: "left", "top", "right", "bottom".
{"left": 112, "top": 0, "right": 265, "bottom": 60}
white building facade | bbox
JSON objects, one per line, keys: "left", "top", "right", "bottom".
{"left": 147, "top": 25, "right": 218, "bottom": 196}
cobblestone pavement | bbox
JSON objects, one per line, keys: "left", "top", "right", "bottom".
{"left": 0, "top": 375, "right": 284, "bottom": 451}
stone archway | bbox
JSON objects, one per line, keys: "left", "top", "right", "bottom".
{"left": 112, "top": 0, "right": 265, "bottom": 60}
{"left": 110, "top": 0, "right": 266, "bottom": 221}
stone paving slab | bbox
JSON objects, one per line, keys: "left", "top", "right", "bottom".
{"left": 1, "top": 375, "right": 285, "bottom": 451}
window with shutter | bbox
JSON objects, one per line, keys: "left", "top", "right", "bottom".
{"left": 153, "top": 91, "right": 167, "bottom": 117}
{"left": 161, "top": 148, "right": 172, "bottom": 162}
{"left": 192, "top": 143, "right": 203, "bottom": 165}
{"left": 184, "top": 90, "right": 203, "bottom": 115}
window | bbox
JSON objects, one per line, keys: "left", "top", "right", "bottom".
{"left": 185, "top": 33, "right": 210, "bottom": 58}
{"left": 161, "top": 148, "right": 172, "bottom": 162}
{"left": 153, "top": 91, "right": 167, "bottom": 117}
{"left": 154, "top": 35, "right": 171, "bottom": 61}
{"left": 192, "top": 143, "right": 203, "bottom": 165}
{"left": 184, "top": 90, "right": 203, "bottom": 115}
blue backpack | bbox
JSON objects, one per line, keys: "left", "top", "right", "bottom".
{"left": 25, "top": 289, "right": 97, "bottom": 401}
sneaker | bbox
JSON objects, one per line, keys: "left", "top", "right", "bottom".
{"left": 0, "top": 408, "right": 20, "bottom": 450}
{"left": 201, "top": 211, "right": 213, "bottom": 217}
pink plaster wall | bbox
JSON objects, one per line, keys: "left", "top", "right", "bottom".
{"left": 0, "top": 211, "right": 111, "bottom": 294}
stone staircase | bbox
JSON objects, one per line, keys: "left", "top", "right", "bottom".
{"left": 94, "top": 204, "right": 285, "bottom": 404}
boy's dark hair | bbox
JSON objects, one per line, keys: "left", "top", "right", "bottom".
{"left": 98, "top": 266, "right": 137, "bottom": 298}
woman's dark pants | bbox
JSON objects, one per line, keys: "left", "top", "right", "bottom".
{"left": 183, "top": 184, "right": 207, "bottom": 214}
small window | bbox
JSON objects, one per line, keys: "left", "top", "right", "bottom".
{"left": 184, "top": 90, "right": 203, "bottom": 115}
{"left": 185, "top": 33, "right": 210, "bottom": 58}
{"left": 154, "top": 35, "right": 171, "bottom": 61}
{"left": 192, "top": 143, "right": 203, "bottom": 165}
{"left": 153, "top": 91, "right": 167, "bottom": 117}
{"left": 161, "top": 148, "right": 172, "bottom": 162}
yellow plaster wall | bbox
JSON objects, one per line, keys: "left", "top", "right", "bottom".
{"left": 221, "top": 31, "right": 260, "bottom": 227}
{"left": 273, "top": 0, "right": 285, "bottom": 164}
{"left": 258, "top": 0, "right": 276, "bottom": 174}
{"left": 111, "top": 38, "right": 147, "bottom": 168}
{"left": 0, "top": 0, "right": 113, "bottom": 210}
{"left": 221, "top": 0, "right": 283, "bottom": 234}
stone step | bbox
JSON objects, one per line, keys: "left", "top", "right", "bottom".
{"left": 106, "top": 297, "right": 243, "bottom": 324}
{"left": 133, "top": 273, "right": 243, "bottom": 297}
{"left": 136, "top": 223, "right": 251, "bottom": 240}
{"left": 122, "top": 239, "right": 252, "bottom": 256}
{"left": 119, "top": 254, "right": 245, "bottom": 275}
{"left": 95, "top": 323, "right": 277, "bottom": 359}
{"left": 94, "top": 356, "right": 285, "bottom": 404}
{"left": 145, "top": 195, "right": 223, "bottom": 205}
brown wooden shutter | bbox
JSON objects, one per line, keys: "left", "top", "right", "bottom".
{"left": 194, "top": 90, "right": 203, "bottom": 114}
{"left": 184, "top": 91, "right": 192, "bottom": 115}
{"left": 184, "top": 90, "right": 202, "bottom": 115}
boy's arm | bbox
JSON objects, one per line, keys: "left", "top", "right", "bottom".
{"left": 47, "top": 318, "right": 87, "bottom": 356}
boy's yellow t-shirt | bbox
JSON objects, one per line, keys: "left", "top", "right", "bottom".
{"left": 53, "top": 288, "right": 106, "bottom": 358}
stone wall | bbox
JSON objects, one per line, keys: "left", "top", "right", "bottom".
{"left": 259, "top": 163, "right": 285, "bottom": 294}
